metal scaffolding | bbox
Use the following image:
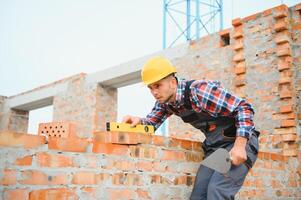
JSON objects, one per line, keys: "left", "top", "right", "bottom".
{"left": 163, "top": 0, "right": 223, "bottom": 49}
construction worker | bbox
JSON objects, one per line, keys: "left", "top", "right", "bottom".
{"left": 123, "top": 56, "right": 259, "bottom": 200}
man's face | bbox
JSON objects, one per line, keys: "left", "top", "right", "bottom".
{"left": 147, "top": 75, "right": 177, "bottom": 104}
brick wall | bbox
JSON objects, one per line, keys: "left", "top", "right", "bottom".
{"left": 0, "top": 96, "right": 29, "bottom": 133}
{"left": 53, "top": 74, "right": 117, "bottom": 138}
{"left": 0, "top": 130, "right": 202, "bottom": 200}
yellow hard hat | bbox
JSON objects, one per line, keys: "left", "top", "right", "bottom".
{"left": 141, "top": 56, "right": 177, "bottom": 85}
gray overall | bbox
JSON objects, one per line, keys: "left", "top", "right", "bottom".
{"left": 168, "top": 81, "right": 259, "bottom": 200}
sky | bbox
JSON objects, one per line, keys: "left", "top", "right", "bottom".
{"left": 0, "top": 0, "right": 300, "bottom": 134}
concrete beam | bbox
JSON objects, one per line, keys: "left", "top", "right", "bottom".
{"left": 7, "top": 82, "right": 68, "bottom": 111}
{"left": 86, "top": 45, "right": 187, "bottom": 88}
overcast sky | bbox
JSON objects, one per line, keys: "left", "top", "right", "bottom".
{"left": 0, "top": 0, "right": 300, "bottom": 134}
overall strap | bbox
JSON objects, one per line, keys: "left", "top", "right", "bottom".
{"left": 184, "top": 80, "right": 195, "bottom": 110}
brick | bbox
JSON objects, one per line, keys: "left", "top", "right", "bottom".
{"left": 112, "top": 173, "right": 142, "bottom": 186}
{"left": 38, "top": 121, "right": 77, "bottom": 138}
{"left": 279, "top": 105, "right": 293, "bottom": 113}
{"left": 282, "top": 149, "right": 298, "bottom": 156}
{"left": 152, "top": 135, "right": 165, "bottom": 146}
{"left": 279, "top": 77, "right": 291, "bottom": 85}
{"left": 94, "top": 131, "right": 138, "bottom": 145}
{"left": 273, "top": 9, "right": 288, "bottom": 19}
{"left": 129, "top": 146, "right": 156, "bottom": 159}
{"left": 276, "top": 44, "right": 291, "bottom": 57}
{"left": 136, "top": 188, "right": 151, "bottom": 199}
{"left": 233, "top": 52, "right": 245, "bottom": 62}
{"left": 93, "top": 142, "right": 128, "bottom": 156}
{"left": 219, "top": 28, "right": 230, "bottom": 36}
{"left": 274, "top": 31, "right": 291, "bottom": 44}
{"left": 72, "top": 171, "right": 96, "bottom": 185}
{"left": 96, "top": 173, "right": 110, "bottom": 184}
{"left": 274, "top": 20, "right": 288, "bottom": 32}
{"left": 48, "top": 137, "right": 89, "bottom": 152}
{"left": 243, "top": 13, "right": 260, "bottom": 22}
{"left": 136, "top": 161, "right": 153, "bottom": 171}
{"left": 113, "top": 160, "right": 135, "bottom": 171}
{"left": 292, "top": 24, "right": 301, "bottom": 31}
{"left": 233, "top": 27, "right": 243, "bottom": 39}
{"left": 0, "top": 131, "right": 46, "bottom": 149}
{"left": 234, "top": 75, "right": 245, "bottom": 87}
{"left": 274, "top": 127, "right": 297, "bottom": 135}
{"left": 161, "top": 150, "right": 185, "bottom": 161}
{"left": 107, "top": 188, "right": 135, "bottom": 200}
{"left": 20, "top": 170, "right": 68, "bottom": 185}
{"left": 281, "top": 119, "right": 296, "bottom": 127}
{"left": 181, "top": 140, "right": 193, "bottom": 150}
{"left": 0, "top": 169, "right": 17, "bottom": 185}
{"left": 186, "top": 151, "right": 203, "bottom": 162}
{"left": 137, "top": 134, "right": 152, "bottom": 144}
{"left": 15, "top": 155, "right": 33, "bottom": 166}
{"left": 29, "top": 188, "right": 77, "bottom": 200}
{"left": 36, "top": 152, "right": 74, "bottom": 167}
{"left": 4, "top": 189, "right": 29, "bottom": 200}
{"left": 277, "top": 56, "right": 293, "bottom": 71}
{"left": 281, "top": 133, "right": 297, "bottom": 142}
{"left": 270, "top": 153, "right": 288, "bottom": 162}
{"left": 233, "top": 41, "right": 243, "bottom": 51}
{"left": 232, "top": 18, "right": 242, "bottom": 26}
{"left": 279, "top": 90, "right": 292, "bottom": 99}
{"left": 234, "top": 65, "right": 246, "bottom": 75}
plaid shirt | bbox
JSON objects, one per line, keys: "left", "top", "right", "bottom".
{"left": 141, "top": 78, "right": 255, "bottom": 139}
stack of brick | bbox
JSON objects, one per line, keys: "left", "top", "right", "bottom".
{"left": 232, "top": 18, "right": 247, "bottom": 98}
{"left": 272, "top": 5, "right": 298, "bottom": 157}
{"left": 0, "top": 122, "right": 203, "bottom": 200}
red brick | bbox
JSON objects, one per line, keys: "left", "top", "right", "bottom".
{"left": 274, "top": 127, "right": 297, "bottom": 135}
{"left": 136, "top": 188, "right": 151, "bottom": 199}
{"left": 113, "top": 160, "right": 135, "bottom": 171}
{"left": 274, "top": 20, "right": 289, "bottom": 32}
{"left": 36, "top": 152, "right": 74, "bottom": 167}
{"left": 129, "top": 146, "right": 156, "bottom": 159}
{"left": 232, "top": 18, "right": 242, "bottom": 26}
{"left": 280, "top": 105, "right": 293, "bottom": 113}
{"left": 186, "top": 151, "right": 203, "bottom": 162}
{"left": 48, "top": 137, "right": 89, "bottom": 152}
{"left": 152, "top": 135, "right": 165, "bottom": 146}
{"left": 295, "top": 3, "right": 301, "bottom": 11}
{"left": 281, "top": 119, "right": 296, "bottom": 127}
{"left": 278, "top": 56, "right": 293, "bottom": 70}
{"left": 29, "top": 188, "right": 77, "bottom": 200}
{"left": 276, "top": 43, "right": 291, "bottom": 57}
{"left": 0, "top": 169, "right": 17, "bottom": 185}
{"left": 274, "top": 31, "right": 291, "bottom": 44}
{"left": 234, "top": 75, "right": 245, "bottom": 87}
{"left": 112, "top": 173, "right": 142, "bottom": 186}
{"left": 107, "top": 188, "right": 135, "bottom": 200}
{"left": 233, "top": 27, "right": 243, "bottom": 39}
{"left": 233, "top": 52, "right": 245, "bottom": 62}
{"left": 136, "top": 161, "right": 153, "bottom": 171}
{"left": 72, "top": 171, "right": 96, "bottom": 185}
{"left": 243, "top": 13, "right": 259, "bottom": 22}
{"left": 281, "top": 133, "right": 297, "bottom": 142}
{"left": 279, "top": 90, "right": 293, "bottom": 99}
{"left": 282, "top": 149, "right": 298, "bottom": 156}
{"left": 38, "top": 121, "right": 77, "bottom": 138}
{"left": 161, "top": 150, "right": 185, "bottom": 161}
{"left": 292, "top": 24, "right": 301, "bottom": 31}
{"left": 93, "top": 142, "right": 129, "bottom": 155}
{"left": 94, "top": 131, "right": 138, "bottom": 145}
{"left": 4, "top": 189, "right": 29, "bottom": 200}
{"left": 0, "top": 131, "right": 46, "bottom": 149}
{"left": 15, "top": 155, "right": 33, "bottom": 166}
{"left": 20, "top": 170, "right": 68, "bottom": 185}
{"left": 233, "top": 41, "right": 243, "bottom": 51}
{"left": 219, "top": 28, "right": 230, "bottom": 36}
{"left": 137, "top": 133, "right": 152, "bottom": 144}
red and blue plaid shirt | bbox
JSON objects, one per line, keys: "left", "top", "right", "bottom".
{"left": 141, "top": 78, "right": 255, "bottom": 138}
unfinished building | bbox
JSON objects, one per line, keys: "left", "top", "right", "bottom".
{"left": 0, "top": 3, "right": 301, "bottom": 200}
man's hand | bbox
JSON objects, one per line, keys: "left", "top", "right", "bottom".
{"left": 122, "top": 115, "right": 142, "bottom": 127}
{"left": 229, "top": 136, "right": 247, "bottom": 166}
